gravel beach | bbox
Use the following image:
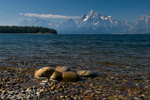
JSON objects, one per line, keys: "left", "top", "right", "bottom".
{"left": 0, "top": 66, "right": 150, "bottom": 100}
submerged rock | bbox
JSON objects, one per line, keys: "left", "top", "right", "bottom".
{"left": 55, "top": 66, "right": 70, "bottom": 73}
{"left": 50, "top": 71, "right": 62, "bottom": 81}
{"left": 77, "top": 70, "right": 98, "bottom": 77}
{"left": 62, "top": 72, "right": 79, "bottom": 82}
{"left": 34, "top": 67, "right": 54, "bottom": 79}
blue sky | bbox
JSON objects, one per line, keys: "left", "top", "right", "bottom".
{"left": 0, "top": 0, "right": 150, "bottom": 25}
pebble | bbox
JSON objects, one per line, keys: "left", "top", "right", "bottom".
{"left": 26, "top": 95, "right": 33, "bottom": 99}
{"left": 1, "top": 94, "right": 6, "bottom": 99}
{"left": 7, "top": 91, "right": 14, "bottom": 95}
{"left": 108, "top": 96, "right": 118, "bottom": 100}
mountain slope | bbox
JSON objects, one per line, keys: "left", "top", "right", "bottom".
{"left": 19, "top": 10, "right": 150, "bottom": 34}
{"left": 75, "top": 10, "right": 131, "bottom": 34}
{"left": 132, "top": 15, "right": 150, "bottom": 33}
{"left": 19, "top": 18, "right": 53, "bottom": 28}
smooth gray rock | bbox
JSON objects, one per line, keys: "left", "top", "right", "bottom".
{"left": 77, "top": 70, "right": 98, "bottom": 77}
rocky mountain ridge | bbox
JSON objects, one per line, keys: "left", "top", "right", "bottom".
{"left": 19, "top": 10, "right": 150, "bottom": 34}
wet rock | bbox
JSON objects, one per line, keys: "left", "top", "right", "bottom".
{"left": 40, "top": 80, "right": 49, "bottom": 86}
{"left": 60, "top": 95, "right": 65, "bottom": 99}
{"left": 26, "top": 88, "right": 32, "bottom": 93}
{"left": 55, "top": 66, "right": 70, "bottom": 73}
{"left": 108, "top": 96, "right": 118, "bottom": 100}
{"left": 50, "top": 71, "right": 62, "bottom": 81}
{"left": 62, "top": 72, "right": 79, "bottom": 82}
{"left": 7, "top": 91, "right": 14, "bottom": 95}
{"left": 0, "top": 94, "right": 6, "bottom": 99}
{"left": 2, "top": 90, "right": 6, "bottom": 94}
{"left": 51, "top": 85, "right": 55, "bottom": 90}
{"left": 26, "top": 95, "right": 33, "bottom": 99}
{"left": 37, "top": 90, "right": 43, "bottom": 97}
{"left": 77, "top": 70, "right": 98, "bottom": 77}
{"left": 34, "top": 67, "right": 54, "bottom": 79}
{"left": 84, "top": 90, "right": 92, "bottom": 93}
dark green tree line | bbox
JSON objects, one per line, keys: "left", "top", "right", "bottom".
{"left": 0, "top": 26, "right": 57, "bottom": 34}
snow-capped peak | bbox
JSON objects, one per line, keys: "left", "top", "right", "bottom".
{"left": 88, "top": 10, "right": 94, "bottom": 16}
{"left": 80, "top": 10, "right": 117, "bottom": 25}
{"left": 138, "top": 14, "right": 150, "bottom": 23}
{"left": 82, "top": 10, "right": 101, "bottom": 22}
{"left": 83, "top": 16, "right": 89, "bottom": 21}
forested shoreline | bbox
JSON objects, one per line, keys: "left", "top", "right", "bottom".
{"left": 0, "top": 26, "right": 57, "bottom": 34}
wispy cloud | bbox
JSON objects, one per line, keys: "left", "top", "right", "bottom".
{"left": 19, "top": 13, "right": 80, "bottom": 19}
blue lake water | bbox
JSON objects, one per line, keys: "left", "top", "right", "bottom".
{"left": 0, "top": 34, "right": 150, "bottom": 75}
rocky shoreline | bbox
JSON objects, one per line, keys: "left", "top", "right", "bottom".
{"left": 0, "top": 66, "right": 150, "bottom": 100}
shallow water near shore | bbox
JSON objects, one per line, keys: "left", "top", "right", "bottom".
{"left": 0, "top": 34, "right": 150, "bottom": 75}
{"left": 0, "top": 34, "right": 150, "bottom": 99}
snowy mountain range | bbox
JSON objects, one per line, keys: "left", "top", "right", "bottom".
{"left": 132, "top": 14, "right": 150, "bottom": 33}
{"left": 19, "top": 10, "right": 150, "bottom": 34}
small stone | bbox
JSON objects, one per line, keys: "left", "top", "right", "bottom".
{"left": 14, "top": 90, "right": 20, "bottom": 95}
{"left": 90, "top": 93, "right": 94, "bottom": 97}
{"left": 18, "top": 97, "right": 24, "bottom": 100}
{"left": 74, "top": 97, "right": 78, "bottom": 100}
{"left": 134, "top": 97, "right": 141, "bottom": 100}
{"left": 65, "top": 95, "right": 70, "bottom": 98}
{"left": 26, "top": 95, "right": 33, "bottom": 99}
{"left": 2, "top": 90, "right": 6, "bottom": 94}
{"left": 21, "top": 90, "right": 26, "bottom": 94}
{"left": 1, "top": 94, "right": 6, "bottom": 99}
{"left": 8, "top": 91, "right": 14, "bottom": 95}
{"left": 51, "top": 85, "right": 55, "bottom": 90}
{"left": 26, "top": 88, "right": 32, "bottom": 93}
{"left": 37, "top": 91, "right": 42, "bottom": 97}
{"left": 62, "top": 72, "right": 79, "bottom": 82}
{"left": 108, "top": 96, "right": 118, "bottom": 100}
{"left": 6, "top": 82, "right": 10, "bottom": 86}
{"left": 60, "top": 95, "right": 65, "bottom": 99}
{"left": 55, "top": 66, "right": 70, "bottom": 73}
{"left": 84, "top": 90, "right": 92, "bottom": 93}
{"left": 34, "top": 67, "right": 54, "bottom": 79}
{"left": 96, "top": 91, "right": 101, "bottom": 94}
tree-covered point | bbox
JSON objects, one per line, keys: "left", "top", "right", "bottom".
{"left": 0, "top": 26, "right": 57, "bottom": 34}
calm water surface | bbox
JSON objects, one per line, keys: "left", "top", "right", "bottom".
{"left": 0, "top": 34, "right": 150, "bottom": 75}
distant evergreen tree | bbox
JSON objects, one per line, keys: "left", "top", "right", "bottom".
{"left": 0, "top": 26, "right": 57, "bottom": 34}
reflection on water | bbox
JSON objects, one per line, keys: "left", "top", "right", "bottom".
{"left": 0, "top": 34, "right": 150, "bottom": 75}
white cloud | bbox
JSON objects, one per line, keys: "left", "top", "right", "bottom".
{"left": 19, "top": 13, "right": 80, "bottom": 19}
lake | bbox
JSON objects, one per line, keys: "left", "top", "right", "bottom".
{"left": 0, "top": 34, "right": 150, "bottom": 76}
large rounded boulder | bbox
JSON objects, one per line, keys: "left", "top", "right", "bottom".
{"left": 50, "top": 71, "right": 62, "bottom": 81}
{"left": 77, "top": 70, "right": 98, "bottom": 77}
{"left": 62, "top": 72, "right": 79, "bottom": 82}
{"left": 34, "top": 67, "right": 54, "bottom": 79}
{"left": 55, "top": 66, "right": 70, "bottom": 73}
